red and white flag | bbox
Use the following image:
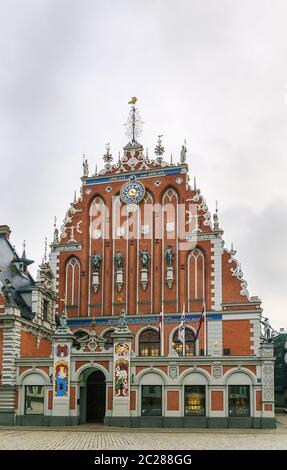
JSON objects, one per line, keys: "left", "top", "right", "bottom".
{"left": 195, "top": 301, "right": 206, "bottom": 340}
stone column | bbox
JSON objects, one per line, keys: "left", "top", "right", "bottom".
{"left": 260, "top": 343, "right": 276, "bottom": 428}
{"left": 107, "top": 312, "right": 134, "bottom": 426}
{"left": 0, "top": 306, "right": 21, "bottom": 425}
{"left": 51, "top": 317, "right": 75, "bottom": 426}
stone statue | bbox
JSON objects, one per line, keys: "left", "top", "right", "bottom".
{"left": 1, "top": 279, "right": 15, "bottom": 305}
{"left": 114, "top": 250, "right": 123, "bottom": 270}
{"left": 92, "top": 252, "right": 102, "bottom": 272}
{"left": 60, "top": 314, "right": 68, "bottom": 328}
{"left": 180, "top": 144, "right": 187, "bottom": 163}
{"left": 83, "top": 155, "right": 89, "bottom": 177}
{"left": 165, "top": 246, "right": 174, "bottom": 268}
{"left": 118, "top": 309, "right": 128, "bottom": 331}
{"left": 260, "top": 317, "right": 275, "bottom": 343}
{"left": 139, "top": 249, "right": 150, "bottom": 270}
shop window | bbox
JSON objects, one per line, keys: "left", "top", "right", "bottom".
{"left": 228, "top": 385, "right": 250, "bottom": 417}
{"left": 141, "top": 385, "right": 162, "bottom": 416}
{"left": 25, "top": 385, "right": 44, "bottom": 415}
{"left": 139, "top": 329, "right": 160, "bottom": 357}
{"left": 184, "top": 385, "right": 206, "bottom": 416}
{"left": 172, "top": 328, "right": 195, "bottom": 356}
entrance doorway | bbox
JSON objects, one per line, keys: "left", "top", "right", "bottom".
{"left": 86, "top": 370, "right": 106, "bottom": 423}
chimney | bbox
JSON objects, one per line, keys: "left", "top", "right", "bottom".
{"left": 0, "top": 225, "right": 11, "bottom": 240}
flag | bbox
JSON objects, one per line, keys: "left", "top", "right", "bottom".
{"left": 178, "top": 304, "right": 185, "bottom": 344}
{"left": 159, "top": 306, "right": 164, "bottom": 356}
{"left": 195, "top": 301, "right": 206, "bottom": 340}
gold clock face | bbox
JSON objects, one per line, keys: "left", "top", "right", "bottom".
{"left": 120, "top": 179, "right": 145, "bottom": 204}
{"left": 128, "top": 188, "right": 137, "bottom": 197}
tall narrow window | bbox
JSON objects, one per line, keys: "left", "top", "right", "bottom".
{"left": 43, "top": 300, "right": 49, "bottom": 322}
{"left": 65, "top": 257, "right": 81, "bottom": 315}
{"left": 228, "top": 385, "right": 250, "bottom": 417}
{"left": 188, "top": 248, "right": 205, "bottom": 305}
{"left": 141, "top": 385, "right": 162, "bottom": 416}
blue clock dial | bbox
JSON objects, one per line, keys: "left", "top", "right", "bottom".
{"left": 120, "top": 180, "right": 145, "bottom": 204}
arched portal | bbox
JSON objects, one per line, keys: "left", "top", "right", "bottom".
{"left": 86, "top": 370, "right": 106, "bottom": 423}
{"left": 79, "top": 368, "right": 107, "bottom": 424}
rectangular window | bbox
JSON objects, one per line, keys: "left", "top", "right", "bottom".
{"left": 25, "top": 385, "right": 44, "bottom": 415}
{"left": 228, "top": 385, "right": 250, "bottom": 417}
{"left": 184, "top": 385, "right": 206, "bottom": 416}
{"left": 141, "top": 385, "right": 162, "bottom": 416}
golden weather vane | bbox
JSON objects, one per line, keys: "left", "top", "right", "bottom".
{"left": 125, "top": 97, "right": 143, "bottom": 143}
{"left": 128, "top": 96, "right": 137, "bottom": 105}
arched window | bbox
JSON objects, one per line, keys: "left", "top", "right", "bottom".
{"left": 139, "top": 329, "right": 160, "bottom": 357}
{"left": 102, "top": 329, "right": 114, "bottom": 350}
{"left": 65, "top": 257, "right": 81, "bottom": 314}
{"left": 188, "top": 248, "right": 205, "bottom": 305}
{"left": 172, "top": 328, "right": 195, "bottom": 356}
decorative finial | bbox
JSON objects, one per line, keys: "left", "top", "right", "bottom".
{"left": 180, "top": 140, "right": 187, "bottom": 164}
{"left": 146, "top": 148, "right": 149, "bottom": 160}
{"left": 193, "top": 176, "right": 197, "bottom": 191}
{"left": 170, "top": 153, "right": 173, "bottom": 165}
{"left": 53, "top": 216, "right": 59, "bottom": 244}
{"left": 213, "top": 201, "right": 219, "bottom": 229}
{"left": 95, "top": 164, "right": 97, "bottom": 176}
{"left": 82, "top": 154, "right": 89, "bottom": 177}
{"left": 74, "top": 190, "right": 77, "bottom": 204}
{"left": 154, "top": 135, "right": 165, "bottom": 163}
{"left": 125, "top": 97, "right": 143, "bottom": 144}
{"left": 118, "top": 151, "right": 121, "bottom": 164}
{"left": 103, "top": 143, "right": 113, "bottom": 171}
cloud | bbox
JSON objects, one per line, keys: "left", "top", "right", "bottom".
{"left": 0, "top": 0, "right": 286, "bottom": 327}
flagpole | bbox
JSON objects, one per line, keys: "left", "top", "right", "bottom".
{"left": 204, "top": 300, "right": 207, "bottom": 356}
{"left": 161, "top": 302, "right": 164, "bottom": 357}
{"left": 183, "top": 302, "right": 185, "bottom": 357}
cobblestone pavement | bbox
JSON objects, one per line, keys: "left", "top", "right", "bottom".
{"left": 0, "top": 415, "right": 286, "bottom": 450}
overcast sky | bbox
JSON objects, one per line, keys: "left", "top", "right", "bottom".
{"left": 0, "top": 0, "right": 286, "bottom": 329}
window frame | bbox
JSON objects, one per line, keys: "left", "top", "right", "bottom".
{"left": 141, "top": 385, "right": 162, "bottom": 416}
{"left": 184, "top": 385, "right": 206, "bottom": 416}
{"left": 228, "top": 385, "right": 250, "bottom": 417}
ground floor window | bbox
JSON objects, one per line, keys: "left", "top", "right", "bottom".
{"left": 184, "top": 385, "right": 206, "bottom": 416}
{"left": 141, "top": 385, "right": 162, "bottom": 416}
{"left": 25, "top": 385, "right": 44, "bottom": 415}
{"left": 228, "top": 385, "right": 250, "bottom": 417}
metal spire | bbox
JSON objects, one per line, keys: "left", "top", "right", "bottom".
{"left": 170, "top": 153, "right": 173, "bottom": 165}
{"left": 193, "top": 176, "right": 197, "bottom": 191}
{"left": 154, "top": 135, "right": 165, "bottom": 163}
{"left": 125, "top": 97, "right": 143, "bottom": 144}
{"left": 213, "top": 201, "right": 219, "bottom": 229}
{"left": 74, "top": 190, "right": 77, "bottom": 204}
{"left": 22, "top": 240, "right": 26, "bottom": 259}
{"left": 44, "top": 237, "right": 47, "bottom": 263}
{"left": 103, "top": 143, "right": 113, "bottom": 170}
